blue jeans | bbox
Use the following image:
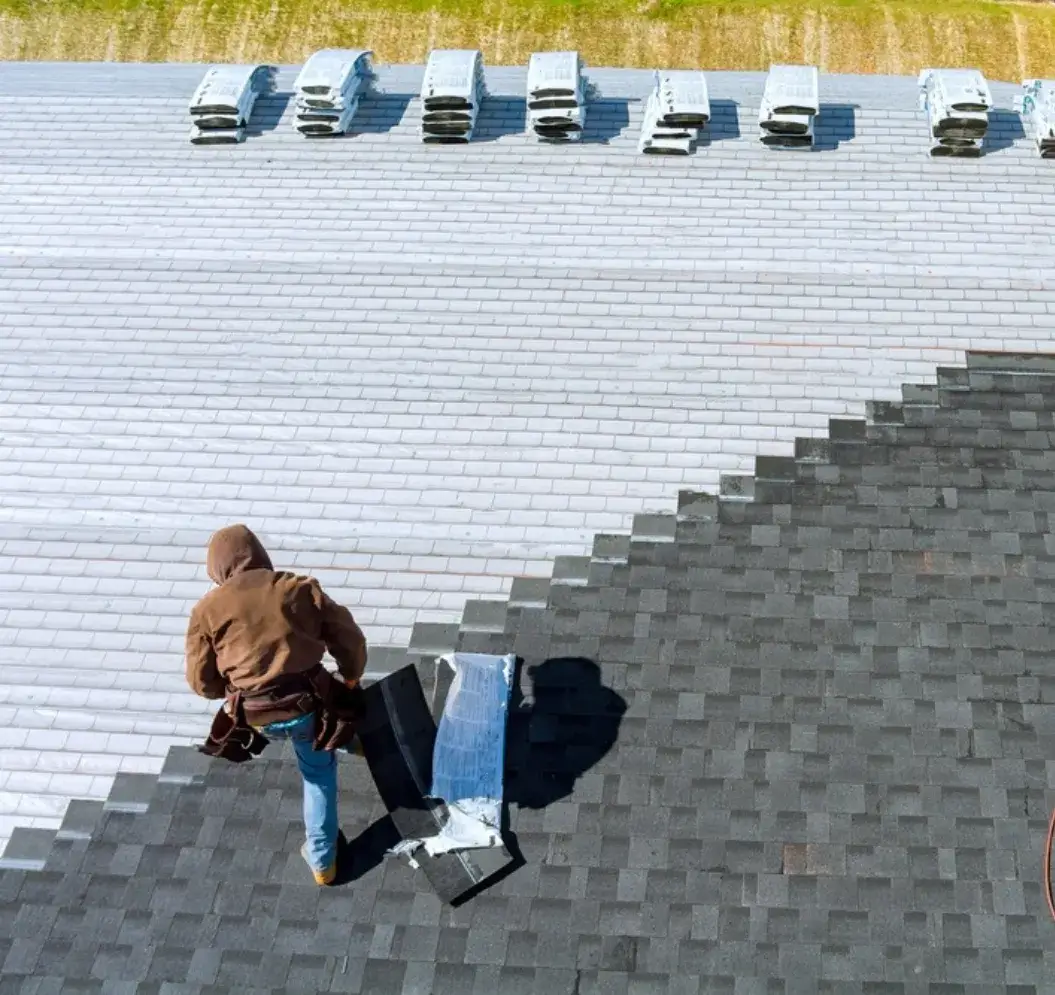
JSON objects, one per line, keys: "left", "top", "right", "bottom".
{"left": 260, "top": 713, "right": 338, "bottom": 871}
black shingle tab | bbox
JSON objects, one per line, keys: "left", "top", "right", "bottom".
{"left": 158, "top": 748, "right": 214, "bottom": 787}
{"left": 54, "top": 800, "right": 105, "bottom": 843}
{"left": 4, "top": 356, "right": 1055, "bottom": 990}
{"left": 0, "top": 829, "right": 56, "bottom": 873}
{"left": 552, "top": 556, "right": 593, "bottom": 584}
{"left": 631, "top": 515, "right": 677, "bottom": 541}
{"left": 719, "top": 474, "right": 755, "bottom": 500}
{"left": 408, "top": 621, "right": 459, "bottom": 655}
{"left": 460, "top": 599, "right": 509, "bottom": 632}
{"left": 103, "top": 774, "right": 158, "bottom": 814}
{"left": 966, "top": 351, "right": 1055, "bottom": 374}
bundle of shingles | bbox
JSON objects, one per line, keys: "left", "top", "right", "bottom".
{"left": 527, "top": 51, "right": 588, "bottom": 142}
{"left": 758, "top": 64, "right": 819, "bottom": 149}
{"left": 293, "top": 49, "right": 374, "bottom": 137}
{"left": 1015, "top": 78, "right": 1055, "bottom": 159}
{"left": 420, "top": 49, "right": 486, "bottom": 143}
{"left": 918, "top": 68, "right": 992, "bottom": 157}
{"left": 188, "top": 64, "right": 277, "bottom": 145}
{"left": 638, "top": 70, "right": 711, "bottom": 155}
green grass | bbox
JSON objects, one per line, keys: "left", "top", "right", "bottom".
{"left": 1, "top": 0, "right": 1053, "bottom": 81}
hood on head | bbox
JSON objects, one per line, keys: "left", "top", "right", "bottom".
{"left": 206, "top": 524, "right": 273, "bottom": 584}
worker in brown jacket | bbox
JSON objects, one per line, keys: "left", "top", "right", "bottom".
{"left": 185, "top": 524, "right": 368, "bottom": 885}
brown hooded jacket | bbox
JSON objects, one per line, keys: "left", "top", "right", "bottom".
{"left": 185, "top": 524, "right": 367, "bottom": 700}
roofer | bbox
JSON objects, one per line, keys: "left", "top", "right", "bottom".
{"left": 184, "top": 524, "right": 368, "bottom": 886}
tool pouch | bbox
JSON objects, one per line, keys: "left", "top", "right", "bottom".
{"left": 198, "top": 692, "right": 270, "bottom": 763}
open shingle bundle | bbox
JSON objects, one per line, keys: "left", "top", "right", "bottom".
{"left": 639, "top": 70, "right": 710, "bottom": 155}
{"left": 420, "top": 49, "right": 485, "bottom": 143}
{"left": 1015, "top": 79, "right": 1055, "bottom": 159}
{"left": 293, "top": 49, "right": 374, "bottom": 137}
{"left": 188, "top": 64, "right": 277, "bottom": 145}
{"left": 918, "top": 68, "right": 992, "bottom": 157}
{"left": 527, "top": 51, "right": 588, "bottom": 142}
{"left": 758, "top": 64, "right": 819, "bottom": 149}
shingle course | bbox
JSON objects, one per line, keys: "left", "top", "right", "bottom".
{"left": 3, "top": 352, "right": 1055, "bottom": 988}
{"left": 3, "top": 59, "right": 1055, "bottom": 890}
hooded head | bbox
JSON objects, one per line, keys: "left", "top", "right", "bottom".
{"left": 206, "top": 524, "right": 274, "bottom": 585}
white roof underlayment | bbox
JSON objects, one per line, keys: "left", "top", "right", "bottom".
{"left": 0, "top": 61, "right": 1054, "bottom": 850}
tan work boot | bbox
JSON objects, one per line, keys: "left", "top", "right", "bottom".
{"left": 301, "top": 843, "right": 337, "bottom": 886}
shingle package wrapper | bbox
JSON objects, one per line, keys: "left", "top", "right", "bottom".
{"left": 758, "top": 64, "right": 819, "bottom": 149}
{"left": 393, "top": 652, "right": 514, "bottom": 858}
{"left": 189, "top": 127, "right": 247, "bottom": 146}
{"left": 188, "top": 64, "right": 277, "bottom": 145}
{"left": 420, "top": 49, "right": 486, "bottom": 143}
{"left": 527, "top": 51, "right": 588, "bottom": 142}
{"left": 357, "top": 664, "right": 517, "bottom": 904}
{"left": 1015, "top": 78, "right": 1055, "bottom": 159}
{"left": 293, "top": 49, "right": 374, "bottom": 137}
{"left": 294, "top": 104, "right": 360, "bottom": 137}
{"left": 639, "top": 69, "right": 710, "bottom": 155}
{"left": 918, "top": 68, "right": 992, "bottom": 158}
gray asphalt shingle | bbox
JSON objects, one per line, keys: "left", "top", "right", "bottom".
{"left": 1, "top": 350, "right": 1054, "bottom": 991}
{"left": 3, "top": 59, "right": 1055, "bottom": 940}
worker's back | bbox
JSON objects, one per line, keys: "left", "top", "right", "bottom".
{"left": 185, "top": 523, "right": 366, "bottom": 699}
{"left": 191, "top": 566, "right": 331, "bottom": 693}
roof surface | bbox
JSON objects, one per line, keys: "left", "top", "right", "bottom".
{"left": 1, "top": 349, "right": 1055, "bottom": 992}
{"left": 0, "top": 61, "right": 1054, "bottom": 856}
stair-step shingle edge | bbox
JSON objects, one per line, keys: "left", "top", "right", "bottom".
{"left": 550, "top": 555, "right": 591, "bottom": 586}
{"left": 55, "top": 799, "right": 105, "bottom": 841}
{"left": 0, "top": 827, "right": 57, "bottom": 872}
{"left": 459, "top": 599, "right": 509, "bottom": 633}
{"left": 240, "top": 356, "right": 1055, "bottom": 701}
{"left": 901, "top": 384, "right": 942, "bottom": 405}
{"left": 676, "top": 490, "right": 717, "bottom": 521}
{"left": 935, "top": 366, "right": 975, "bottom": 389}
{"left": 592, "top": 533, "right": 630, "bottom": 562}
{"left": 631, "top": 513, "right": 677, "bottom": 542}
{"left": 754, "top": 456, "right": 797, "bottom": 481}
{"left": 866, "top": 400, "right": 906, "bottom": 425}
{"left": 157, "top": 745, "right": 213, "bottom": 786}
{"left": 930, "top": 366, "right": 1055, "bottom": 404}
{"left": 828, "top": 417, "right": 868, "bottom": 442}
{"left": 103, "top": 772, "right": 159, "bottom": 814}
{"left": 365, "top": 645, "right": 417, "bottom": 679}
{"left": 0, "top": 636, "right": 516, "bottom": 877}
{"left": 407, "top": 621, "right": 460, "bottom": 656}
{"left": 966, "top": 350, "right": 1055, "bottom": 374}
{"left": 508, "top": 576, "right": 550, "bottom": 608}
{"left": 719, "top": 474, "right": 755, "bottom": 501}
{"left": 3, "top": 656, "right": 497, "bottom": 868}
{"left": 794, "top": 437, "right": 830, "bottom": 463}
{"left": 11, "top": 355, "right": 1017, "bottom": 881}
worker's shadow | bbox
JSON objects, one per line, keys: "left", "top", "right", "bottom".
{"left": 504, "top": 656, "right": 627, "bottom": 811}
{"left": 334, "top": 819, "right": 401, "bottom": 885}
{"left": 446, "top": 654, "right": 627, "bottom": 899}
